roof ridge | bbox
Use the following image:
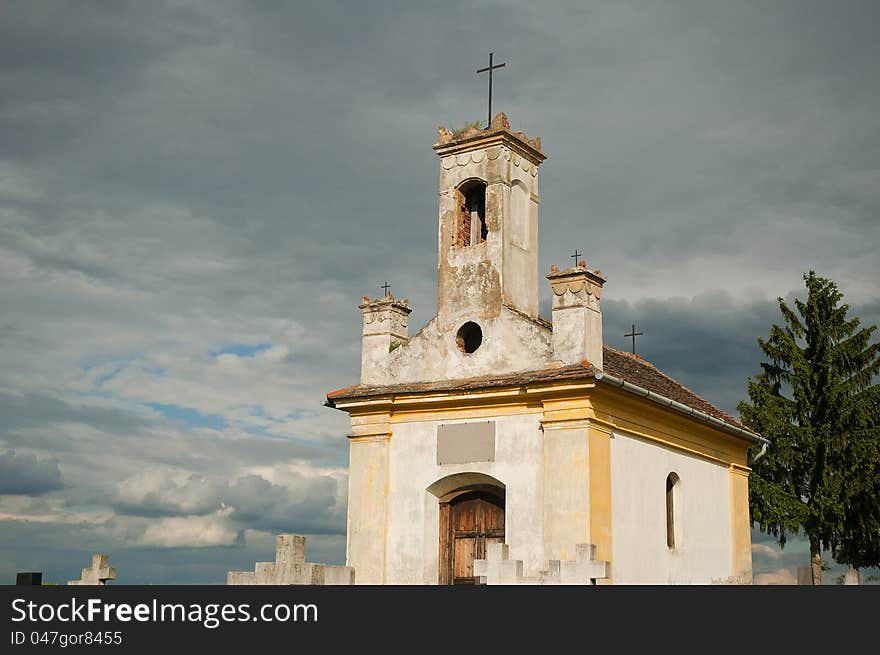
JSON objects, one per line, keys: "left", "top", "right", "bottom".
{"left": 640, "top": 363, "right": 737, "bottom": 423}
{"left": 502, "top": 303, "right": 552, "bottom": 330}
{"left": 330, "top": 345, "right": 748, "bottom": 434}
{"left": 603, "top": 344, "right": 658, "bottom": 368}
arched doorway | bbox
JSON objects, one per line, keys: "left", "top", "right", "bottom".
{"left": 438, "top": 487, "right": 505, "bottom": 585}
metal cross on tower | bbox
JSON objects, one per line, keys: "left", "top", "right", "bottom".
{"left": 624, "top": 324, "right": 644, "bottom": 355}
{"left": 381, "top": 281, "right": 391, "bottom": 296}
{"left": 571, "top": 249, "right": 582, "bottom": 267}
{"left": 477, "top": 52, "right": 506, "bottom": 129}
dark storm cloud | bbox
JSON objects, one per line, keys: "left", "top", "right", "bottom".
{"left": 0, "top": 1, "right": 877, "bottom": 582}
{"left": 225, "top": 474, "right": 344, "bottom": 536}
{"left": 0, "top": 1, "right": 214, "bottom": 160}
{"left": 603, "top": 294, "right": 778, "bottom": 414}
{"left": 0, "top": 450, "right": 63, "bottom": 494}
{"left": 603, "top": 291, "right": 880, "bottom": 416}
{"left": 0, "top": 517, "right": 345, "bottom": 584}
{"left": 4, "top": 1, "right": 877, "bottom": 298}
{"left": 0, "top": 391, "right": 151, "bottom": 433}
{"left": 111, "top": 469, "right": 345, "bottom": 536}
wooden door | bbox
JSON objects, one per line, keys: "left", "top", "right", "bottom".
{"left": 439, "top": 491, "right": 505, "bottom": 585}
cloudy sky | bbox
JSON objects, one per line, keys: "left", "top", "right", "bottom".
{"left": 1, "top": 1, "right": 878, "bottom": 584}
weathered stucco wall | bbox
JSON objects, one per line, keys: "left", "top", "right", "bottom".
{"left": 500, "top": 173, "right": 539, "bottom": 316}
{"left": 548, "top": 267, "right": 606, "bottom": 368}
{"left": 380, "top": 413, "right": 545, "bottom": 584}
{"left": 340, "top": 116, "right": 751, "bottom": 586}
{"left": 436, "top": 144, "right": 541, "bottom": 329}
{"left": 356, "top": 124, "right": 558, "bottom": 387}
{"left": 346, "top": 437, "right": 389, "bottom": 584}
{"left": 381, "top": 306, "right": 552, "bottom": 385}
{"left": 542, "top": 423, "right": 590, "bottom": 566}
{"left": 359, "top": 298, "right": 411, "bottom": 385}
{"left": 610, "top": 431, "right": 732, "bottom": 584}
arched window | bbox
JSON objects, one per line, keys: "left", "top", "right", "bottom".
{"left": 666, "top": 472, "right": 680, "bottom": 550}
{"left": 454, "top": 181, "right": 487, "bottom": 247}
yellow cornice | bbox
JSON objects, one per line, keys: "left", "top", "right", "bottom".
{"left": 333, "top": 377, "right": 751, "bottom": 466}
{"left": 589, "top": 386, "right": 750, "bottom": 467}
{"left": 347, "top": 434, "right": 390, "bottom": 443}
{"left": 331, "top": 380, "right": 595, "bottom": 417}
{"left": 348, "top": 412, "right": 391, "bottom": 441}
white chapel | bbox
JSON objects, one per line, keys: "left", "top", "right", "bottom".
{"left": 326, "top": 113, "right": 767, "bottom": 585}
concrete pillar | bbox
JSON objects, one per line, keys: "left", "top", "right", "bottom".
{"left": 547, "top": 265, "right": 607, "bottom": 369}
{"left": 273, "top": 534, "right": 306, "bottom": 581}
{"left": 797, "top": 567, "right": 813, "bottom": 585}
{"left": 843, "top": 568, "right": 860, "bottom": 585}
{"left": 359, "top": 295, "right": 411, "bottom": 385}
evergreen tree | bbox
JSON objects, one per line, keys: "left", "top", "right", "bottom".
{"left": 739, "top": 272, "right": 880, "bottom": 584}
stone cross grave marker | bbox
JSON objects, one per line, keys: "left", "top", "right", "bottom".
{"left": 474, "top": 542, "right": 609, "bottom": 585}
{"left": 227, "top": 534, "right": 354, "bottom": 585}
{"left": 68, "top": 554, "right": 116, "bottom": 586}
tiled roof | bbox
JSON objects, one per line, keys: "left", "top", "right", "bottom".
{"left": 326, "top": 345, "right": 750, "bottom": 435}
{"left": 601, "top": 346, "right": 747, "bottom": 431}
{"left": 327, "top": 362, "right": 592, "bottom": 400}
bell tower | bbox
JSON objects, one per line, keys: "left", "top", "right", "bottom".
{"left": 433, "top": 112, "right": 547, "bottom": 334}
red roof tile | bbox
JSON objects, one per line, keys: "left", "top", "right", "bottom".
{"left": 601, "top": 346, "right": 747, "bottom": 430}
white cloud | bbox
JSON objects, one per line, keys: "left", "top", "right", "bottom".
{"left": 754, "top": 568, "right": 798, "bottom": 585}
{"left": 116, "top": 469, "right": 220, "bottom": 516}
{"left": 139, "top": 507, "right": 237, "bottom": 548}
{"left": 752, "top": 543, "right": 784, "bottom": 560}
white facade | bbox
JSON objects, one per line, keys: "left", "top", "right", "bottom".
{"left": 382, "top": 413, "right": 544, "bottom": 584}
{"left": 331, "top": 114, "right": 757, "bottom": 585}
{"left": 610, "top": 431, "right": 733, "bottom": 584}
{"left": 370, "top": 418, "right": 736, "bottom": 584}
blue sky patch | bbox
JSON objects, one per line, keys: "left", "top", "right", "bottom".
{"left": 210, "top": 343, "right": 272, "bottom": 358}
{"left": 145, "top": 402, "right": 226, "bottom": 430}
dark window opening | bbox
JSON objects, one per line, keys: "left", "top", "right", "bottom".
{"left": 455, "top": 182, "right": 487, "bottom": 247}
{"left": 666, "top": 472, "right": 680, "bottom": 550}
{"left": 456, "top": 322, "right": 483, "bottom": 354}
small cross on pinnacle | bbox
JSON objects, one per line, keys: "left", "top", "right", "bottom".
{"left": 571, "top": 250, "right": 582, "bottom": 267}
{"left": 624, "top": 324, "right": 644, "bottom": 355}
{"left": 477, "top": 52, "right": 506, "bottom": 129}
{"left": 381, "top": 281, "right": 391, "bottom": 297}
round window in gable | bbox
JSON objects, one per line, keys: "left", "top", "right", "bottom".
{"left": 456, "top": 321, "right": 483, "bottom": 354}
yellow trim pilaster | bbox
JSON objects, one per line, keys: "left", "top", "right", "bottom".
{"left": 728, "top": 464, "right": 752, "bottom": 583}
{"left": 588, "top": 421, "right": 613, "bottom": 578}
{"left": 541, "top": 399, "right": 590, "bottom": 566}
{"left": 346, "top": 412, "right": 391, "bottom": 584}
